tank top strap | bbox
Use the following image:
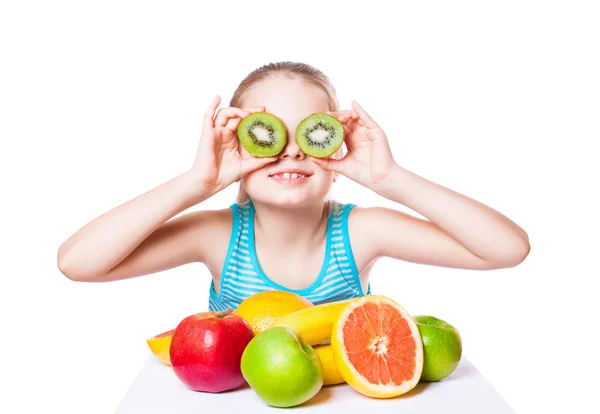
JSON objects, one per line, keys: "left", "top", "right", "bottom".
{"left": 208, "top": 201, "right": 269, "bottom": 312}
{"left": 339, "top": 201, "right": 371, "bottom": 295}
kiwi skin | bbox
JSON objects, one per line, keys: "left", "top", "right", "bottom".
{"left": 237, "top": 112, "right": 287, "bottom": 158}
{"left": 295, "top": 113, "right": 344, "bottom": 158}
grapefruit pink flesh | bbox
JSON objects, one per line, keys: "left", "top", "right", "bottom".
{"left": 332, "top": 296, "right": 423, "bottom": 398}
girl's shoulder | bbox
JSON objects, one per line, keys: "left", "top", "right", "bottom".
{"left": 183, "top": 207, "right": 235, "bottom": 268}
{"left": 330, "top": 201, "right": 386, "bottom": 268}
{"left": 343, "top": 203, "right": 404, "bottom": 235}
{"left": 187, "top": 206, "right": 233, "bottom": 229}
{"left": 328, "top": 199, "right": 373, "bottom": 238}
{"left": 344, "top": 203, "right": 426, "bottom": 262}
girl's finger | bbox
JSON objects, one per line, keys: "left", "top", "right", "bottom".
{"left": 336, "top": 110, "right": 360, "bottom": 126}
{"left": 203, "top": 95, "right": 221, "bottom": 129}
{"left": 239, "top": 156, "right": 279, "bottom": 176}
{"left": 343, "top": 128, "right": 359, "bottom": 152}
{"left": 344, "top": 115, "right": 361, "bottom": 130}
{"left": 351, "top": 101, "right": 379, "bottom": 128}
{"left": 225, "top": 116, "right": 243, "bottom": 132}
{"left": 337, "top": 113, "right": 351, "bottom": 123}
{"left": 310, "top": 156, "right": 346, "bottom": 175}
{"left": 342, "top": 124, "right": 353, "bottom": 138}
{"left": 325, "top": 110, "right": 354, "bottom": 122}
{"left": 215, "top": 107, "right": 251, "bottom": 127}
{"left": 242, "top": 106, "right": 266, "bottom": 113}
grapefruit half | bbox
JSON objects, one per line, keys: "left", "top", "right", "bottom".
{"left": 146, "top": 328, "right": 175, "bottom": 366}
{"left": 331, "top": 295, "right": 423, "bottom": 398}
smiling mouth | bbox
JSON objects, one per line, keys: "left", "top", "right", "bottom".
{"left": 269, "top": 172, "right": 309, "bottom": 179}
{"left": 268, "top": 172, "right": 312, "bottom": 184}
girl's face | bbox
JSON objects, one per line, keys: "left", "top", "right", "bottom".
{"left": 238, "top": 76, "right": 339, "bottom": 207}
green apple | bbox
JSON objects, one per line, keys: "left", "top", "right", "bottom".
{"left": 240, "top": 327, "right": 324, "bottom": 407}
{"left": 413, "top": 315, "right": 462, "bottom": 382}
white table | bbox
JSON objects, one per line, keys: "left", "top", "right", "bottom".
{"left": 116, "top": 353, "right": 515, "bottom": 413}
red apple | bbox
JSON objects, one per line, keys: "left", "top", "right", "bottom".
{"left": 170, "top": 308, "right": 254, "bottom": 393}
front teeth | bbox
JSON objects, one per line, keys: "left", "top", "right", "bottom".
{"left": 273, "top": 173, "right": 306, "bottom": 179}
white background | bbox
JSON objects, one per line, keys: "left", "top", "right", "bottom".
{"left": 1, "top": 1, "right": 599, "bottom": 413}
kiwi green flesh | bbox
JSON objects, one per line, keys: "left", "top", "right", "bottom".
{"left": 237, "top": 112, "right": 287, "bottom": 157}
{"left": 296, "top": 113, "right": 344, "bottom": 158}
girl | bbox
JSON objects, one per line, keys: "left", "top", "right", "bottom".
{"left": 57, "top": 62, "right": 530, "bottom": 311}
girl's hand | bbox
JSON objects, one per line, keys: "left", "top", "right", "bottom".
{"left": 190, "top": 96, "right": 278, "bottom": 194}
{"left": 311, "top": 101, "right": 397, "bottom": 192}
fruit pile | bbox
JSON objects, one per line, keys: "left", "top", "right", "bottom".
{"left": 146, "top": 291, "right": 462, "bottom": 408}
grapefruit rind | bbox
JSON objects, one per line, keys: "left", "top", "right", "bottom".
{"left": 331, "top": 295, "right": 423, "bottom": 398}
{"left": 146, "top": 329, "right": 175, "bottom": 366}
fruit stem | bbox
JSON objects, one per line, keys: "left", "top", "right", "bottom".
{"left": 216, "top": 308, "right": 234, "bottom": 318}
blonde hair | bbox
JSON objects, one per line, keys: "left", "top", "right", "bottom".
{"left": 229, "top": 62, "right": 341, "bottom": 204}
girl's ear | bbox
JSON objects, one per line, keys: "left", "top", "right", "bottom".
{"left": 333, "top": 172, "right": 338, "bottom": 182}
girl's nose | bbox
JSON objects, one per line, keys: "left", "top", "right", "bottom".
{"left": 278, "top": 130, "right": 306, "bottom": 160}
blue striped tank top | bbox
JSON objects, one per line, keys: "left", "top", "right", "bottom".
{"left": 208, "top": 199, "right": 370, "bottom": 312}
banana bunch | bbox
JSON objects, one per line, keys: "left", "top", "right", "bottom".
{"left": 314, "top": 344, "right": 345, "bottom": 385}
{"left": 272, "top": 298, "right": 355, "bottom": 385}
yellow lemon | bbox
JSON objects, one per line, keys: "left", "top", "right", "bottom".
{"left": 235, "top": 290, "right": 313, "bottom": 335}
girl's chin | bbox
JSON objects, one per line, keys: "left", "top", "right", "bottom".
{"left": 248, "top": 192, "right": 322, "bottom": 207}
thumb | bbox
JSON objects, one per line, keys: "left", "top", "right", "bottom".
{"left": 311, "top": 157, "right": 345, "bottom": 175}
{"left": 239, "top": 157, "right": 278, "bottom": 177}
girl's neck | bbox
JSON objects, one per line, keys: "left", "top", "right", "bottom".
{"left": 251, "top": 199, "right": 329, "bottom": 250}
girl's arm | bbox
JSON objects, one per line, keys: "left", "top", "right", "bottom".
{"left": 313, "top": 101, "right": 530, "bottom": 270}
{"left": 58, "top": 171, "right": 213, "bottom": 281}
{"left": 58, "top": 97, "right": 277, "bottom": 282}
{"left": 352, "top": 166, "right": 530, "bottom": 269}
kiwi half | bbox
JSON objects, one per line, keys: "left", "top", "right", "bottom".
{"left": 237, "top": 112, "right": 287, "bottom": 157}
{"left": 295, "top": 113, "right": 344, "bottom": 158}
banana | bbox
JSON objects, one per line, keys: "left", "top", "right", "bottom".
{"left": 314, "top": 344, "right": 345, "bottom": 385}
{"left": 271, "top": 298, "right": 355, "bottom": 346}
